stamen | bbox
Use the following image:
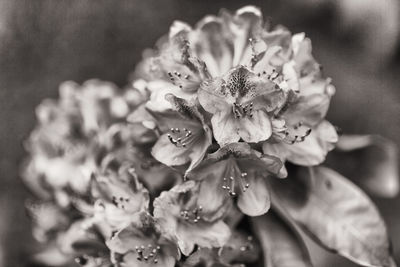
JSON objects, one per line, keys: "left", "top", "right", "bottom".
{"left": 135, "top": 244, "right": 161, "bottom": 263}
{"left": 240, "top": 172, "right": 250, "bottom": 192}
{"left": 111, "top": 196, "right": 130, "bottom": 210}
{"left": 284, "top": 122, "right": 312, "bottom": 144}
{"left": 180, "top": 205, "right": 203, "bottom": 223}
{"left": 167, "top": 127, "right": 195, "bottom": 148}
{"left": 239, "top": 236, "right": 254, "bottom": 252}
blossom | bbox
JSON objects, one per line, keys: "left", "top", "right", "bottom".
{"left": 23, "top": 79, "right": 147, "bottom": 200}
{"left": 198, "top": 65, "right": 285, "bottom": 145}
{"left": 187, "top": 143, "right": 283, "bottom": 216}
{"left": 106, "top": 212, "right": 180, "bottom": 267}
{"left": 153, "top": 181, "right": 231, "bottom": 255}
{"left": 148, "top": 94, "right": 212, "bottom": 173}
{"left": 90, "top": 161, "right": 150, "bottom": 234}
{"left": 261, "top": 32, "right": 338, "bottom": 166}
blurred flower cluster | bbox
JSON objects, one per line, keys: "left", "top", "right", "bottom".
{"left": 23, "top": 6, "right": 398, "bottom": 267}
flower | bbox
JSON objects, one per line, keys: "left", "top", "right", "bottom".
{"left": 153, "top": 181, "right": 231, "bottom": 255}
{"left": 187, "top": 143, "right": 283, "bottom": 216}
{"left": 198, "top": 65, "right": 285, "bottom": 145}
{"left": 106, "top": 212, "right": 180, "bottom": 267}
{"left": 261, "top": 32, "right": 338, "bottom": 166}
{"left": 90, "top": 161, "right": 150, "bottom": 234}
{"left": 23, "top": 79, "right": 147, "bottom": 201}
{"left": 148, "top": 94, "right": 212, "bottom": 173}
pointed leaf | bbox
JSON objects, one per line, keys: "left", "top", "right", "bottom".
{"left": 329, "top": 134, "right": 399, "bottom": 197}
{"left": 271, "top": 166, "right": 393, "bottom": 267}
{"left": 251, "top": 211, "right": 313, "bottom": 267}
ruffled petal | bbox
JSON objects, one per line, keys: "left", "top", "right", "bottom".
{"left": 193, "top": 16, "right": 233, "bottom": 77}
{"left": 177, "top": 220, "right": 231, "bottom": 255}
{"left": 283, "top": 93, "right": 330, "bottom": 127}
{"left": 285, "top": 120, "right": 338, "bottom": 166}
{"left": 221, "top": 6, "right": 263, "bottom": 66}
{"left": 146, "top": 80, "right": 195, "bottom": 112}
{"left": 198, "top": 77, "right": 234, "bottom": 113}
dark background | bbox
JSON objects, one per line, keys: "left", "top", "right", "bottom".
{"left": 0, "top": 0, "right": 399, "bottom": 266}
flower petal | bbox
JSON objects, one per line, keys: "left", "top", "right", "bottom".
{"left": 146, "top": 80, "right": 195, "bottom": 112}
{"left": 237, "top": 110, "right": 272, "bottom": 143}
{"left": 193, "top": 16, "right": 233, "bottom": 77}
{"left": 177, "top": 220, "right": 231, "bottom": 255}
{"left": 152, "top": 134, "right": 192, "bottom": 166}
{"left": 285, "top": 120, "right": 338, "bottom": 166}
{"left": 237, "top": 174, "right": 270, "bottom": 216}
{"left": 198, "top": 78, "right": 233, "bottom": 114}
{"left": 283, "top": 93, "right": 330, "bottom": 127}
{"left": 221, "top": 6, "right": 263, "bottom": 66}
{"left": 211, "top": 111, "right": 240, "bottom": 145}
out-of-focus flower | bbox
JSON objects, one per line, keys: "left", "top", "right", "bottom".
{"left": 153, "top": 181, "right": 230, "bottom": 255}
{"left": 187, "top": 143, "right": 283, "bottom": 216}
{"left": 23, "top": 79, "right": 148, "bottom": 203}
{"left": 106, "top": 212, "right": 180, "bottom": 267}
{"left": 90, "top": 162, "right": 150, "bottom": 235}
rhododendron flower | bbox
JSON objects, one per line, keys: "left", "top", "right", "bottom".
{"left": 90, "top": 162, "right": 150, "bottom": 234}
{"left": 148, "top": 94, "right": 212, "bottom": 173}
{"left": 106, "top": 212, "right": 180, "bottom": 267}
{"left": 198, "top": 66, "right": 285, "bottom": 145}
{"left": 187, "top": 143, "right": 283, "bottom": 216}
{"left": 153, "top": 181, "right": 231, "bottom": 255}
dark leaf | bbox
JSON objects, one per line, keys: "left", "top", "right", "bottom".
{"left": 328, "top": 134, "right": 399, "bottom": 198}
{"left": 251, "top": 210, "right": 313, "bottom": 267}
{"left": 271, "top": 166, "right": 395, "bottom": 267}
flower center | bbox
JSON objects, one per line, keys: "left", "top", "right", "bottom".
{"left": 167, "top": 127, "right": 196, "bottom": 148}
{"left": 180, "top": 205, "right": 203, "bottom": 223}
{"left": 135, "top": 244, "right": 161, "bottom": 264}
{"left": 222, "top": 172, "right": 250, "bottom": 197}
{"left": 232, "top": 102, "right": 254, "bottom": 119}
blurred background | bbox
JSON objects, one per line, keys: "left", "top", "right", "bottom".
{"left": 0, "top": 0, "right": 399, "bottom": 266}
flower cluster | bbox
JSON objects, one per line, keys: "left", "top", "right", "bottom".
{"left": 23, "top": 6, "right": 398, "bottom": 267}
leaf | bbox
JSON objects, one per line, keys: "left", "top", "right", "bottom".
{"left": 271, "top": 166, "right": 394, "bottom": 267}
{"left": 329, "top": 134, "right": 399, "bottom": 198}
{"left": 251, "top": 211, "right": 313, "bottom": 267}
